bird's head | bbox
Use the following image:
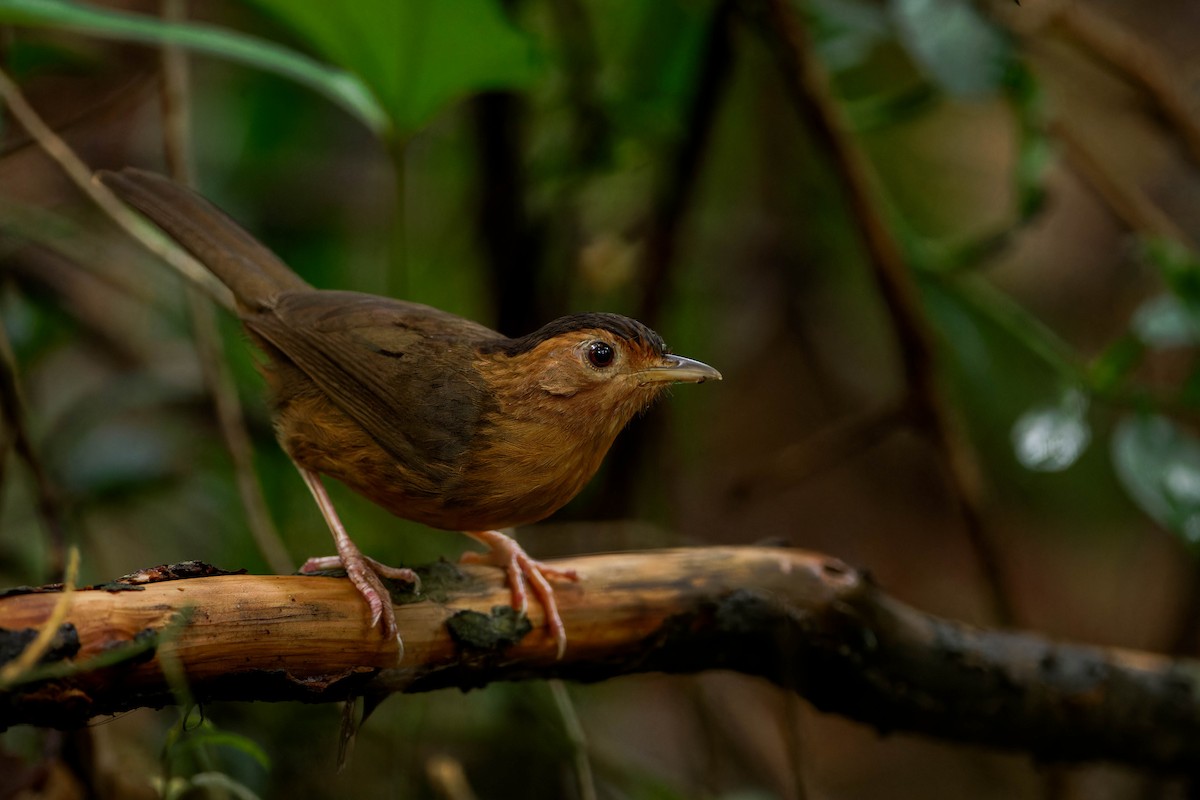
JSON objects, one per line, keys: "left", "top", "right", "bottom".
{"left": 480, "top": 312, "right": 720, "bottom": 432}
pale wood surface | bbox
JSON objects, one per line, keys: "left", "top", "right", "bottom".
{"left": 2, "top": 547, "right": 1198, "bottom": 772}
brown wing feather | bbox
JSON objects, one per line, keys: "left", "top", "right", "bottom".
{"left": 246, "top": 291, "right": 500, "bottom": 471}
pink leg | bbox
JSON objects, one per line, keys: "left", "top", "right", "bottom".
{"left": 301, "top": 554, "right": 421, "bottom": 583}
{"left": 296, "top": 467, "right": 417, "bottom": 645}
{"left": 460, "top": 530, "right": 579, "bottom": 659}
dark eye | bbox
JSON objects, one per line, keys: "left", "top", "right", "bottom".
{"left": 587, "top": 341, "right": 615, "bottom": 368}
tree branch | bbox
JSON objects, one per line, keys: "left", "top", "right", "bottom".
{"left": 744, "top": 0, "right": 1016, "bottom": 626}
{"left": 1, "top": 548, "right": 1198, "bottom": 772}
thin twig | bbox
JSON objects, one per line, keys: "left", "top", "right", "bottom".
{"left": 0, "top": 309, "right": 67, "bottom": 580}
{"left": 747, "top": 0, "right": 1016, "bottom": 625}
{"left": 425, "top": 754, "right": 480, "bottom": 800}
{"left": 726, "top": 399, "right": 911, "bottom": 505}
{"left": 0, "top": 545, "right": 77, "bottom": 685}
{"left": 1052, "top": 115, "right": 1200, "bottom": 737}
{"left": 0, "top": 65, "right": 233, "bottom": 308}
{"left": 548, "top": 679, "right": 597, "bottom": 800}
{"left": 387, "top": 139, "right": 408, "bottom": 299}
{"left": 637, "top": 0, "right": 736, "bottom": 326}
{"left": 1051, "top": 117, "right": 1195, "bottom": 246}
{"left": 159, "top": 0, "right": 194, "bottom": 187}
{"left": 546, "top": 0, "right": 610, "bottom": 170}
{"left": 158, "top": 0, "right": 291, "bottom": 574}
{"left": 1050, "top": 3, "right": 1200, "bottom": 171}
{"left": 591, "top": 0, "right": 736, "bottom": 519}
{"left": 542, "top": 0, "right": 613, "bottom": 315}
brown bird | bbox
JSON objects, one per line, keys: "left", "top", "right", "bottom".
{"left": 99, "top": 168, "right": 721, "bottom": 657}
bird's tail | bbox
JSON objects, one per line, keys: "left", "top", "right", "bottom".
{"left": 97, "top": 168, "right": 311, "bottom": 309}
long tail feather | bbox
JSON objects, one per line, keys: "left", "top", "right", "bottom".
{"left": 98, "top": 168, "right": 310, "bottom": 309}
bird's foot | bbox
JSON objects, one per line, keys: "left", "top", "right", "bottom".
{"left": 299, "top": 551, "right": 419, "bottom": 644}
{"left": 461, "top": 530, "right": 579, "bottom": 659}
{"left": 301, "top": 554, "right": 422, "bottom": 584}
{"left": 296, "top": 467, "right": 417, "bottom": 651}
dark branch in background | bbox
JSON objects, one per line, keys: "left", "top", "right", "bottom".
{"left": 1050, "top": 119, "right": 1200, "bottom": 672}
{"left": 2, "top": 548, "right": 1199, "bottom": 774}
{"left": 542, "top": 0, "right": 612, "bottom": 319}
{"left": 1050, "top": 118, "right": 1192, "bottom": 246}
{"left": 727, "top": 398, "right": 912, "bottom": 503}
{"left": 1003, "top": 0, "right": 1200, "bottom": 671}
{"left": 472, "top": 89, "right": 547, "bottom": 337}
{"left": 636, "top": 0, "right": 738, "bottom": 328}
{"left": 0, "top": 313, "right": 67, "bottom": 581}
{"left": 2, "top": 247, "right": 156, "bottom": 368}
{"left": 546, "top": 0, "right": 611, "bottom": 172}
{"left": 743, "top": 0, "right": 1017, "bottom": 626}
{"left": 157, "top": 0, "right": 292, "bottom": 575}
{"left": 1047, "top": 2, "right": 1200, "bottom": 170}
{"left": 588, "top": 0, "right": 736, "bottom": 519}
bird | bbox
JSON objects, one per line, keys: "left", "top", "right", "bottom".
{"left": 98, "top": 168, "right": 721, "bottom": 658}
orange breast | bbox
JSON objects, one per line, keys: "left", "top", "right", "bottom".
{"left": 270, "top": 378, "right": 612, "bottom": 532}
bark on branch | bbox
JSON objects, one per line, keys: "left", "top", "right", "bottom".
{"left": 1, "top": 547, "right": 1197, "bottom": 772}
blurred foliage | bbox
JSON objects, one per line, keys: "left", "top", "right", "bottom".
{"left": 3, "top": 0, "right": 1200, "bottom": 797}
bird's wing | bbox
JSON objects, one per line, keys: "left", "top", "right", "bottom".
{"left": 246, "top": 290, "right": 499, "bottom": 470}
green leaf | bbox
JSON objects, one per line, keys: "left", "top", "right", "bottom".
{"left": 1140, "top": 236, "right": 1200, "bottom": 307}
{"left": 1132, "top": 294, "right": 1200, "bottom": 347}
{"left": 1112, "top": 415, "right": 1200, "bottom": 547}
{"left": 1004, "top": 63, "right": 1050, "bottom": 219}
{"left": 244, "top": 0, "right": 543, "bottom": 138}
{"left": 578, "top": 1, "right": 712, "bottom": 145}
{"left": 1182, "top": 363, "right": 1200, "bottom": 408}
{"left": 0, "top": 0, "right": 387, "bottom": 134}
{"left": 808, "top": 0, "right": 890, "bottom": 72}
{"left": 889, "top": 0, "right": 1012, "bottom": 97}
{"left": 1011, "top": 389, "right": 1091, "bottom": 472}
{"left": 1088, "top": 334, "right": 1145, "bottom": 394}
{"left": 169, "top": 731, "right": 271, "bottom": 771}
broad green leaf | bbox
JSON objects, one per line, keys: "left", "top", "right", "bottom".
{"left": 0, "top": 0, "right": 386, "bottom": 133}
{"left": 245, "top": 0, "right": 542, "bottom": 138}
{"left": 1112, "top": 415, "right": 1200, "bottom": 547}
{"left": 889, "top": 0, "right": 1011, "bottom": 97}
{"left": 1011, "top": 389, "right": 1091, "bottom": 472}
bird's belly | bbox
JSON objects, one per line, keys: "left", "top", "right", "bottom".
{"left": 273, "top": 388, "right": 601, "bottom": 532}
{"left": 442, "top": 421, "right": 611, "bottom": 530}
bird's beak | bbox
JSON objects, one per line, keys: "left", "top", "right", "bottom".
{"left": 638, "top": 354, "right": 722, "bottom": 385}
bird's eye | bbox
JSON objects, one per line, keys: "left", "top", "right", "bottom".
{"left": 587, "top": 341, "right": 615, "bottom": 368}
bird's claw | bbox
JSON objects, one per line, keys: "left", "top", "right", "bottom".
{"left": 301, "top": 554, "right": 422, "bottom": 588}
{"left": 462, "top": 531, "right": 579, "bottom": 659}
{"left": 295, "top": 468, "right": 412, "bottom": 656}
{"left": 300, "top": 552, "right": 418, "bottom": 653}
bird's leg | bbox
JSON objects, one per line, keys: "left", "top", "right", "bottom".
{"left": 295, "top": 467, "right": 418, "bottom": 644}
{"left": 460, "top": 530, "right": 579, "bottom": 659}
{"left": 300, "top": 553, "right": 421, "bottom": 582}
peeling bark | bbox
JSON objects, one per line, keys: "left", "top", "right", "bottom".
{"left": 1, "top": 547, "right": 1197, "bottom": 772}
